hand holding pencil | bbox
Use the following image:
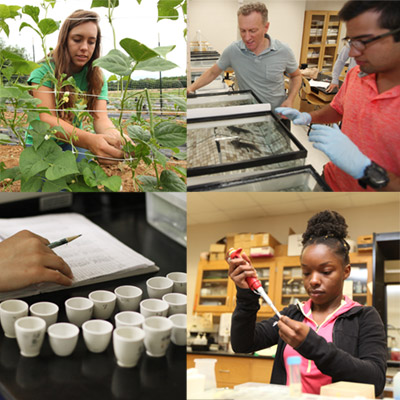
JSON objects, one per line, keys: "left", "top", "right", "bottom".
{"left": 0, "top": 230, "right": 77, "bottom": 292}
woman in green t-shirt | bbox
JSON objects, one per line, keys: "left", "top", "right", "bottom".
{"left": 28, "top": 9, "right": 128, "bottom": 165}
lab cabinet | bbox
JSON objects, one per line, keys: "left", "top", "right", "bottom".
{"left": 300, "top": 11, "right": 343, "bottom": 74}
{"left": 193, "top": 251, "right": 373, "bottom": 316}
{"left": 188, "top": 165, "right": 332, "bottom": 192}
{"left": 187, "top": 110, "right": 307, "bottom": 179}
{"left": 194, "top": 258, "right": 276, "bottom": 317}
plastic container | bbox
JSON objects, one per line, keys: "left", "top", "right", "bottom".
{"left": 194, "top": 358, "right": 217, "bottom": 390}
{"left": 145, "top": 193, "right": 186, "bottom": 247}
{"left": 394, "top": 371, "right": 400, "bottom": 400}
{"left": 287, "top": 356, "right": 302, "bottom": 396}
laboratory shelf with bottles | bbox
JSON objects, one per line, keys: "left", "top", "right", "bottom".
{"left": 300, "top": 11, "right": 343, "bottom": 74}
{"left": 194, "top": 251, "right": 372, "bottom": 316}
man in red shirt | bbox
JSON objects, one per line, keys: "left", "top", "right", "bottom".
{"left": 276, "top": 0, "right": 400, "bottom": 191}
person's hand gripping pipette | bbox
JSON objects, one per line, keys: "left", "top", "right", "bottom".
{"left": 227, "top": 247, "right": 310, "bottom": 348}
{"left": 227, "top": 248, "right": 282, "bottom": 319}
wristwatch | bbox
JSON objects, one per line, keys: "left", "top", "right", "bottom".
{"left": 358, "top": 161, "right": 389, "bottom": 189}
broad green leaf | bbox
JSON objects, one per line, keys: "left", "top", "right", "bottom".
{"left": 173, "top": 151, "right": 186, "bottom": 160}
{"left": 171, "top": 165, "right": 187, "bottom": 177}
{"left": 137, "top": 175, "right": 160, "bottom": 192}
{"left": 107, "top": 74, "right": 119, "bottom": 82}
{"left": 159, "top": 170, "right": 186, "bottom": 192}
{"left": 19, "top": 22, "right": 40, "bottom": 37}
{"left": 42, "top": 177, "right": 69, "bottom": 192}
{"left": 83, "top": 164, "right": 108, "bottom": 187}
{"left": 68, "top": 176, "right": 100, "bottom": 192}
{"left": 93, "top": 49, "right": 132, "bottom": 76}
{"left": 38, "top": 18, "right": 60, "bottom": 36}
{"left": 154, "top": 121, "right": 186, "bottom": 147}
{"left": 30, "top": 119, "right": 51, "bottom": 133}
{"left": 19, "top": 147, "right": 49, "bottom": 180}
{"left": 0, "top": 87, "right": 22, "bottom": 99}
{"left": 153, "top": 45, "right": 175, "bottom": 58}
{"left": 120, "top": 38, "right": 158, "bottom": 62}
{"left": 22, "top": 5, "right": 40, "bottom": 23}
{"left": 136, "top": 57, "right": 178, "bottom": 72}
{"left": 150, "top": 145, "right": 167, "bottom": 167}
{"left": 102, "top": 175, "right": 121, "bottom": 192}
{"left": 36, "top": 138, "right": 63, "bottom": 163}
{"left": 0, "top": 20, "right": 10, "bottom": 37}
{"left": 45, "top": 152, "right": 80, "bottom": 180}
{"left": 0, "top": 165, "right": 20, "bottom": 181}
{"left": 21, "top": 176, "right": 44, "bottom": 192}
{"left": 91, "top": 0, "right": 119, "bottom": 8}
{"left": 157, "top": 0, "right": 180, "bottom": 21}
{"left": 0, "top": 5, "right": 20, "bottom": 19}
{"left": 127, "top": 125, "right": 151, "bottom": 142}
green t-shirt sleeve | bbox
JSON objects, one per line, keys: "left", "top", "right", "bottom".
{"left": 27, "top": 63, "right": 54, "bottom": 88}
{"left": 98, "top": 74, "right": 108, "bottom": 101}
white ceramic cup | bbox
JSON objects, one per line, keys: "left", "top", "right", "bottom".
{"left": 114, "top": 285, "right": 142, "bottom": 312}
{"left": 65, "top": 297, "right": 94, "bottom": 327}
{"left": 162, "top": 293, "right": 187, "bottom": 316}
{"left": 113, "top": 326, "right": 145, "bottom": 368}
{"left": 143, "top": 316, "right": 172, "bottom": 357}
{"left": 115, "top": 311, "right": 145, "bottom": 329}
{"left": 89, "top": 290, "right": 117, "bottom": 319}
{"left": 82, "top": 319, "right": 113, "bottom": 353}
{"left": 167, "top": 272, "right": 187, "bottom": 294}
{"left": 47, "top": 322, "right": 79, "bottom": 357}
{"left": 15, "top": 316, "right": 46, "bottom": 357}
{"left": 146, "top": 276, "right": 173, "bottom": 299}
{"left": 139, "top": 299, "right": 169, "bottom": 318}
{"left": 168, "top": 314, "right": 187, "bottom": 346}
{"left": 29, "top": 301, "right": 59, "bottom": 328}
{"left": 0, "top": 299, "right": 29, "bottom": 338}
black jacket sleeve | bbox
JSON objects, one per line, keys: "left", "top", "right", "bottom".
{"left": 231, "top": 287, "right": 292, "bottom": 354}
{"left": 294, "top": 306, "right": 387, "bottom": 397}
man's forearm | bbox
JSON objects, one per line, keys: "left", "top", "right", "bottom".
{"left": 286, "top": 74, "right": 302, "bottom": 104}
{"left": 188, "top": 64, "right": 222, "bottom": 92}
{"left": 309, "top": 105, "right": 342, "bottom": 124}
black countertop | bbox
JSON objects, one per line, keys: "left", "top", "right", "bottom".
{"left": 187, "top": 349, "right": 274, "bottom": 360}
{"left": 0, "top": 193, "right": 186, "bottom": 400}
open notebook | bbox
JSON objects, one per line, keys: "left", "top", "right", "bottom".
{"left": 0, "top": 213, "right": 159, "bottom": 300}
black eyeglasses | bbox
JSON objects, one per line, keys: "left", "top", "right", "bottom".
{"left": 342, "top": 27, "right": 400, "bottom": 51}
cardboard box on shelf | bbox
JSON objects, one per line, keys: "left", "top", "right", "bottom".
{"left": 209, "top": 244, "right": 225, "bottom": 253}
{"left": 251, "top": 233, "right": 280, "bottom": 249}
{"left": 209, "top": 253, "right": 226, "bottom": 262}
{"left": 250, "top": 246, "right": 275, "bottom": 258}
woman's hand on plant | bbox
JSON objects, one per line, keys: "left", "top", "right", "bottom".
{"left": 0, "top": 230, "right": 74, "bottom": 292}
{"left": 88, "top": 134, "right": 125, "bottom": 165}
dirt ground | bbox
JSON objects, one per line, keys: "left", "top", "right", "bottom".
{"left": 0, "top": 144, "right": 186, "bottom": 192}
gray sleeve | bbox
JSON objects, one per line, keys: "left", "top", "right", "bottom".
{"left": 331, "top": 46, "right": 351, "bottom": 84}
{"left": 285, "top": 46, "right": 299, "bottom": 74}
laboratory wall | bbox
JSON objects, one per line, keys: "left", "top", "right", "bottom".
{"left": 188, "top": 0, "right": 347, "bottom": 64}
{"left": 187, "top": 201, "right": 400, "bottom": 319}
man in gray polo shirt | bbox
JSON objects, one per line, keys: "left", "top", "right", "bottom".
{"left": 188, "top": 2, "right": 302, "bottom": 112}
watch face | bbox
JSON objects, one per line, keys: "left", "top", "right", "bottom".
{"left": 366, "top": 162, "right": 389, "bottom": 188}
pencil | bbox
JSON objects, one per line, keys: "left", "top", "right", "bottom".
{"left": 48, "top": 235, "right": 82, "bottom": 249}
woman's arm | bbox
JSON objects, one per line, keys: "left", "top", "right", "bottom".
{"left": 294, "top": 307, "right": 386, "bottom": 397}
{"left": 31, "top": 86, "right": 124, "bottom": 165}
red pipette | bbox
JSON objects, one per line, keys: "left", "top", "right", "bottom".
{"left": 228, "top": 247, "right": 282, "bottom": 319}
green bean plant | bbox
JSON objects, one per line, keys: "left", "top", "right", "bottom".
{"left": 0, "top": 0, "right": 187, "bottom": 192}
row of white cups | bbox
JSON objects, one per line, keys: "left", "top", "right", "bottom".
{"left": 0, "top": 272, "right": 187, "bottom": 368}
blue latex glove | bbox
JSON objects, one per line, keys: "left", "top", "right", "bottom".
{"left": 309, "top": 124, "right": 371, "bottom": 179}
{"left": 275, "top": 107, "right": 312, "bottom": 125}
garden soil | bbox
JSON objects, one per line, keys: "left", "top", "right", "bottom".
{"left": 0, "top": 145, "right": 186, "bottom": 192}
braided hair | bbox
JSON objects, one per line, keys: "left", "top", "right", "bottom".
{"left": 301, "top": 210, "right": 350, "bottom": 265}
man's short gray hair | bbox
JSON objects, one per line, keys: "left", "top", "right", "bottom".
{"left": 237, "top": 2, "right": 268, "bottom": 24}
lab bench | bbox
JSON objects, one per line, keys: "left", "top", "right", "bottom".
{"left": 0, "top": 193, "right": 186, "bottom": 400}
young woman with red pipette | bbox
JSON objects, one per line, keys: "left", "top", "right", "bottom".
{"left": 227, "top": 210, "right": 386, "bottom": 397}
